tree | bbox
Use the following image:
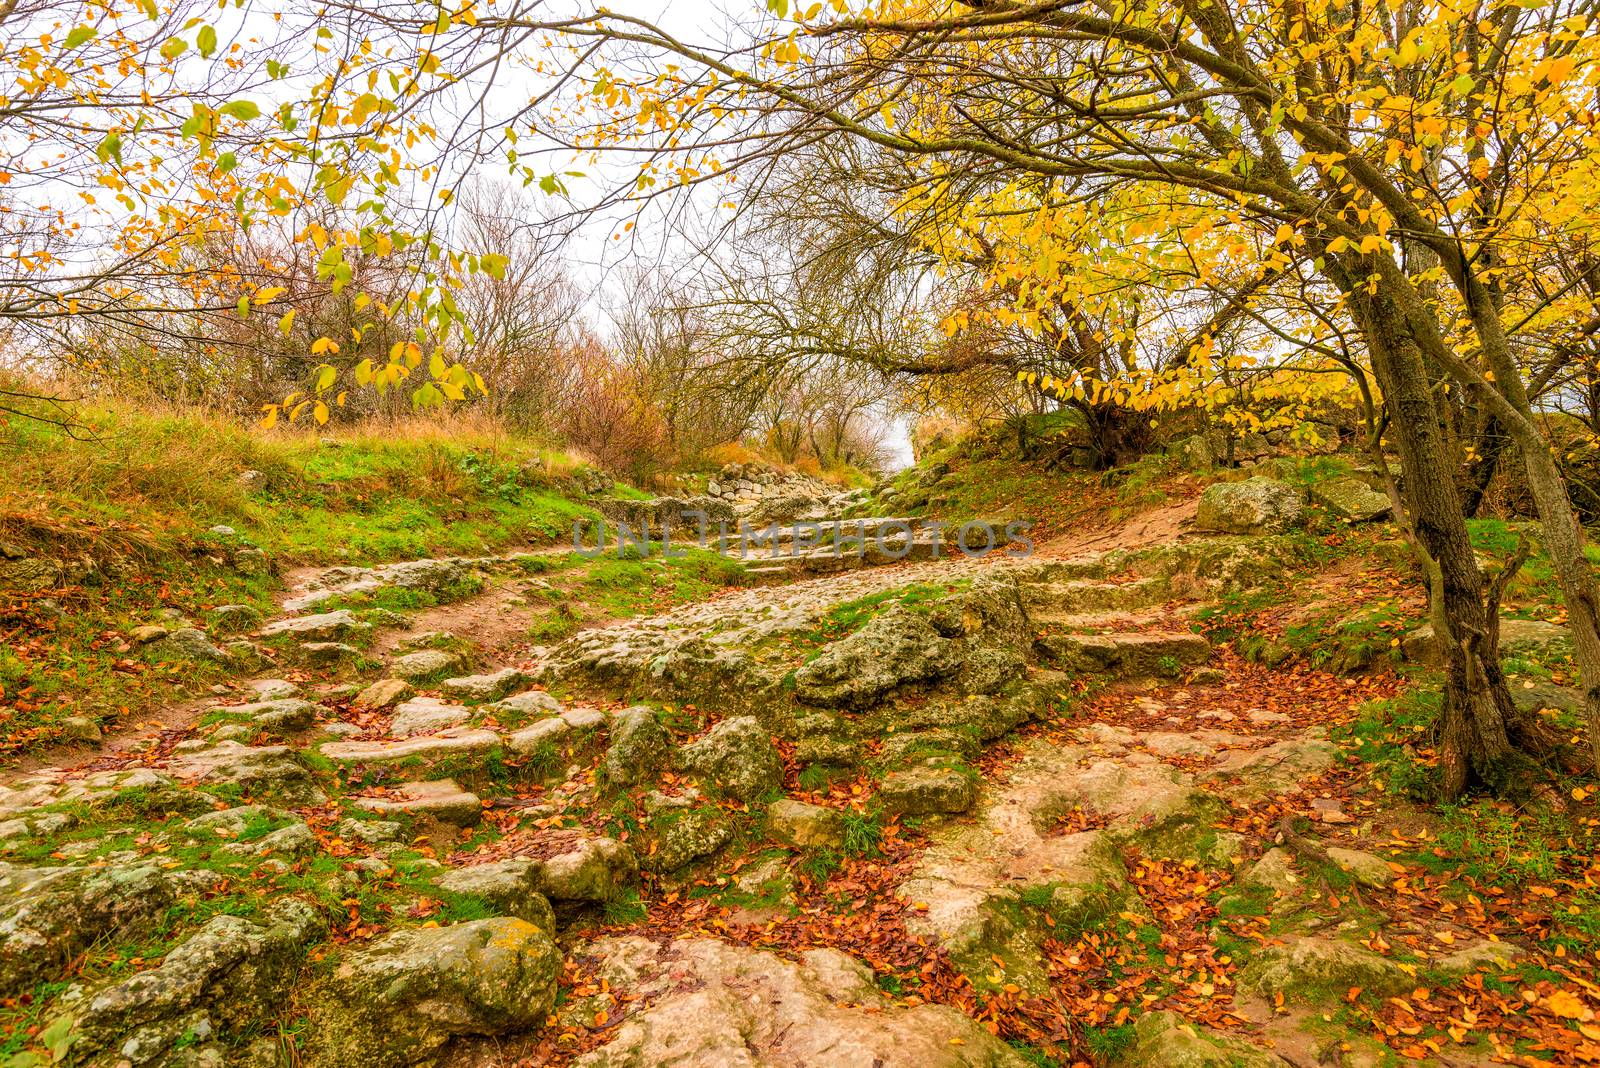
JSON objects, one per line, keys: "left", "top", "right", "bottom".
{"left": 453, "top": 0, "right": 1600, "bottom": 793}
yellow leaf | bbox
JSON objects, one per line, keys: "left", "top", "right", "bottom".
{"left": 1547, "top": 989, "right": 1589, "bottom": 1020}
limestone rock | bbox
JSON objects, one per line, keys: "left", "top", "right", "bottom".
{"left": 1237, "top": 936, "right": 1412, "bottom": 1000}
{"left": 391, "top": 649, "right": 466, "bottom": 682}
{"left": 388, "top": 696, "right": 471, "bottom": 737}
{"left": 355, "top": 678, "right": 413, "bottom": 710}
{"left": 296, "top": 641, "right": 360, "bottom": 667}
{"left": 166, "top": 742, "right": 322, "bottom": 804}
{"left": 679, "top": 717, "right": 782, "bottom": 802}
{"left": 0, "top": 861, "right": 177, "bottom": 997}
{"left": 1310, "top": 477, "right": 1392, "bottom": 522}
{"left": 352, "top": 780, "right": 482, "bottom": 826}
{"left": 260, "top": 610, "right": 369, "bottom": 641}
{"left": 1325, "top": 846, "right": 1395, "bottom": 888}
{"left": 436, "top": 860, "right": 557, "bottom": 930}
{"left": 484, "top": 689, "right": 565, "bottom": 720}
{"left": 441, "top": 667, "right": 533, "bottom": 702}
{"left": 306, "top": 918, "right": 560, "bottom": 1068}
{"left": 532, "top": 838, "right": 639, "bottom": 903}
{"left": 64, "top": 900, "right": 324, "bottom": 1063}
{"left": 1122, "top": 1010, "right": 1290, "bottom": 1067}
{"left": 224, "top": 698, "right": 318, "bottom": 734}
{"left": 569, "top": 937, "right": 1028, "bottom": 1068}
{"left": 145, "top": 628, "right": 230, "bottom": 664}
{"left": 1194, "top": 477, "right": 1305, "bottom": 535}
{"left": 767, "top": 799, "right": 845, "bottom": 849}
{"left": 602, "top": 706, "right": 671, "bottom": 787}
{"left": 321, "top": 728, "right": 500, "bottom": 767}
{"left": 793, "top": 605, "right": 964, "bottom": 709}
{"left": 507, "top": 716, "right": 571, "bottom": 756}
{"left": 641, "top": 793, "right": 730, "bottom": 873}
{"left": 879, "top": 767, "right": 977, "bottom": 816}
{"left": 207, "top": 604, "right": 264, "bottom": 635}
{"left": 1403, "top": 618, "right": 1572, "bottom": 667}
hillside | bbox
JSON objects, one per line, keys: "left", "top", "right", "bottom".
{"left": 3, "top": 412, "right": 1598, "bottom": 1068}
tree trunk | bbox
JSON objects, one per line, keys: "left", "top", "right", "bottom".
{"left": 1333, "top": 260, "right": 1543, "bottom": 797}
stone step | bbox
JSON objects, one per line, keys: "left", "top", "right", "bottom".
{"left": 1034, "top": 631, "right": 1211, "bottom": 677}
{"left": 319, "top": 727, "right": 501, "bottom": 768}
{"left": 352, "top": 779, "right": 483, "bottom": 825}
{"left": 1021, "top": 577, "right": 1169, "bottom": 616}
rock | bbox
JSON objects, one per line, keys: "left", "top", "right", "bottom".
{"left": 207, "top": 604, "right": 264, "bottom": 634}
{"left": 1402, "top": 618, "right": 1572, "bottom": 667}
{"left": 1434, "top": 940, "right": 1525, "bottom": 975}
{"left": 1123, "top": 1010, "right": 1290, "bottom": 1067}
{"left": 1205, "top": 736, "right": 1338, "bottom": 799}
{"left": 388, "top": 696, "right": 472, "bottom": 737}
{"left": 224, "top": 698, "right": 318, "bottom": 734}
{"left": 441, "top": 667, "right": 532, "bottom": 702}
{"left": 879, "top": 767, "right": 976, "bottom": 816}
{"left": 353, "top": 780, "right": 482, "bottom": 826}
{"left": 1240, "top": 847, "right": 1302, "bottom": 896}
{"left": 437, "top": 860, "right": 557, "bottom": 930}
{"left": 568, "top": 936, "right": 1028, "bottom": 1068}
{"left": 679, "top": 717, "right": 782, "bottom": 802}
{"left": 641, "top": 793, "right": 731, "bottom": 873}
{"left": 0, "top": 861, "right": 177, "bottom": 997}
{"left": 1325, "top": 846, "right": 1395, "bottom": 888}
{"left": 64, "top": 900, "right": 324, "bottom": 1062}
{"left": 296, "top": 641, "right": 360, "bottom": 667}
{"left": 232, "top": 547, "right": 270, "bottom": 575}
{"left": 507, "top": 717, "right": 571, "bottom": 756}
{"left": 183, "top": 805, "right": 292, "bottom": 837}
{"left": 336, "top": 818, "right": 403, "bottom": 845}
{"left": 306, "top": 918, "right": 561, "bottom": 1068}
{"left": 767, "top": 799, "right": 845, "bottom": 848}
{"left": 1169, "top": 432, "right": 1224, "bottom": 472}
{"left": 1310, "top": 477, "right": 1392, "bottom": 522}
{"left": 59, "top": 715, "right": 103, "bottom": 743}
{"left": 246, "top": 679, "right": 299, "bottom": 701}
{"left": 145, "top": 628, "right": 230, "bottom": 664}
{"left": 391, "top": 649, "right": 467, "bottom": 682}
{"left": 166, "top": 742, "right": 322, "bottom": 804}
{"left": 1310, "top": 797, "right": 1351, "bottom": 824}
{"left": 355, "top": 678, "right": 413, "bottom": 710}
{"left": 1194, "top": 477, "right": 1305, "bottom": 535}
{"left": 483, "top": 689, "right": 565, "bottom": 720}
{"left": 1237, "top": 936, "right": 1412, "bottom": 1000}
{"left": 260, "top": 610, "right": 370, "bottom": 641}
{"left": 321, "top": 727, "right": 501, "bottom": 766}
{"left": 131, "top": 624, "right": 168, "bottom": 645}
{"left": 793, "top": 605, "right": 964, "bottom": 709}
{"left": 602, "top": 706, "right": 671, "bottom": 787}
{"left": 219, "top": 821, "right": 318, "bottom": 858}
{"left": 532, "top": 838, "right": 638, "bottom": 902}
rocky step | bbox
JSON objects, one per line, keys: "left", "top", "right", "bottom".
{"left": 352, "top": 778, "right": 483, "bottom": 825}
{"left": 1033, "top": 630, "right": 1211, "bottom": 676}
{"left": 320, "top": 727, "right": 503, "bottom": 770}
{"left": 1020, "top": 577, "right": 1170, "bottom": 616}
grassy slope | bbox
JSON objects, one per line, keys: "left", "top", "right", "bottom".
{"left": 0, "top": 401, "right": 624, "bottom": 755}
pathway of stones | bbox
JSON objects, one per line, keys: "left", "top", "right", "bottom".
{"left": 0, "top": 498, "right": 1566, "bottom": 1067}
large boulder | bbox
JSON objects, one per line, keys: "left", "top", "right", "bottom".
{"left": 793, "top": 606, "right": 964, "bottom": 709}
{"left": 602, "top": 707, "right": 672, "bottom": 787}
{"left": 260, "top": 610, "right": 370, "bottom": 641}
{"left": 144, "top": 628, "right": 230, "bottom": 664}
{"left": 58, "top": 900, "right": 324, "bottom": 1064}
{"left": 306, "top": 918, "right": 561, "bottom": 1068}
{"left": 532, "top": 837, "right": 639, "bottom": 902}
{"left": 0, "top": 862, "right": 178, "bottom": 998}
{"left": 1402, "top": 617, "right": 1572, "bottom": 667}
{"left": 436, "top": 860, "right": 557, "bottom": 930}
{"left": 679, "top": 717, "right": 782, "bottom": 802}
{"left": 1309, "top": 477, "right": 1392, "bottom": 522}
{"left": 567, "top": 937, "right": 1029, "bottom": 1068}
{"left": 1194, "top": 477, "right": 1305, "bottom": 535}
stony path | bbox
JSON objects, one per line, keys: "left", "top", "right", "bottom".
{"left": 0, "top": 504, "right": 1572, "bottom": 1067}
